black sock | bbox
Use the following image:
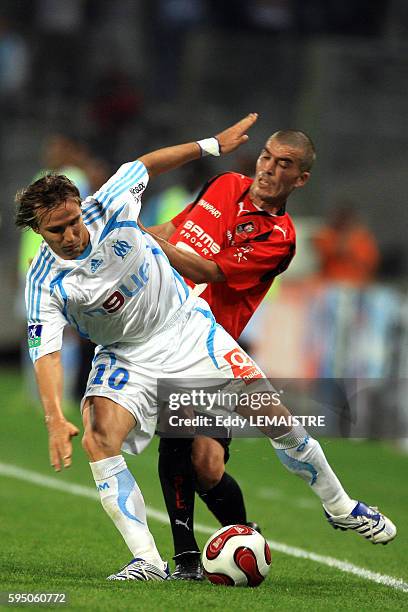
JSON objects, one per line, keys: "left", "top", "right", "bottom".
{"left": 198, "top": 472, "right": 247, "bottom": 526}
{"left": 158, "top": 437, "right": 200, "bottom": 557}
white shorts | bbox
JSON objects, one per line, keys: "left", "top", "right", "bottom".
{"left": 81, "top": 298, "right": 267, "bottom": 454}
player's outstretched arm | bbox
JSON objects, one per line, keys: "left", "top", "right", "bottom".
{"left": 34, "top": 352, "right": 79, "bottom": 472}
{"left": 146, "top": 220, "right": 176, "bottom": 240}
{"left": 138, "top": 113, "right": 258, "bottom": 178}
{"left": 139, "top": 220, "right": 224, "bottom": 283}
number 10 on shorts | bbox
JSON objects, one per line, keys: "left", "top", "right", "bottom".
{"left": 91, "top": 364, "right": 129, "bottom": 390}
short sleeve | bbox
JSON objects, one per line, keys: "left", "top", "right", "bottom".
{"left": 24, "top": 247, "right": 69, "bottom": 362}
{"left": 86, "top": 160, "right": 149, "bottom": 224}
{"left": 25, "top": 286, "right": 67, "bottom": 363}
{"left": 213, "top": 238, "right": 295, "bottom": 291}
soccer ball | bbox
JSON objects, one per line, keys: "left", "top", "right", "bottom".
{"left": 202, "top": 524, "right": 271, "bottom": 587}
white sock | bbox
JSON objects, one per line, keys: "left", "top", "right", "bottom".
{"left": 270, "top": 432, "right": 356, "bottom": 516}
{"left": 90, "top": 455, "right": 164, "bottom": 567}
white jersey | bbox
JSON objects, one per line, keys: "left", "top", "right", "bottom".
{"left": 25, "top": 160, "right": 192, "bottom": 363}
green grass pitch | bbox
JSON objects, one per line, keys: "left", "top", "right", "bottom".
{"left": 0, "top": 369, "right": 407, "bottom": 611}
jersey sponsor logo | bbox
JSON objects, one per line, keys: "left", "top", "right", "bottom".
{"left": 233, "top": 245, "right": 254, "bottom": 263}
{"left": 197, "top": 199, "right": 221, "bottom": 218}
{"left": 118, "top": 260, "right": 149, "bottom": 298}
{"left": 83, "top": 259, "right": 150, "bottom": 317}
{"left": 273, "top": 224, "right": 287, "bottom": 239}
{"left": 223, "top": 348, "right": 263, "bottom": 384}
{"left": 90, "top": 258, "right": 103, "bottom": 274}
{"left": 112, "top": 239, "right": 133, "bottom": 260}
{"left": 236, "top": 221, "right": 255, "bottom": 235}
{"left": 179, "top": 220, "right": 220, "bottom": 255}
{"left": 28, "top": 324, "right": 43, "bottom": 348}
{"left": 237, "top": 201, "right": 251, "bottom": 215}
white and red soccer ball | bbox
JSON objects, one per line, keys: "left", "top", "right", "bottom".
{"left": 202, "top": 524, "right": 271, "bottom": 587}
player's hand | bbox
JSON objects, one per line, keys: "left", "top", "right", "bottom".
{"left": 46, "top": 417, "right": 79, "bottom": 472}
{"left": 215, "top": 113, "right": 258, "bottom": 154}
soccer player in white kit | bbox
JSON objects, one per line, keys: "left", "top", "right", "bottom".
{"left": 16, "top": 114, "right": 396, "bottom": 582}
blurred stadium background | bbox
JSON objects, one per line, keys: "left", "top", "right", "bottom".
{"left": 1, "top": 0, "right": 408, "bottom": 441}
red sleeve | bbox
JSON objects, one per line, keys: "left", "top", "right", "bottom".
{"left": 171, "top": 202, "right": 195, "bottom": 228}
{"left": 213, "top": 237, "right": 295, "bottom": 290}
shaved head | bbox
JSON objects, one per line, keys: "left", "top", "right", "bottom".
{"left": 267, "top": 130, "right": 316, "bottom": 172}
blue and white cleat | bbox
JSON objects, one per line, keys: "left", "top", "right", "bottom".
{"left": 324, "top": 501, "right": 397, "bottom": 545}
{"left": 107, "top": 558, "right": 170, "bottom": 581}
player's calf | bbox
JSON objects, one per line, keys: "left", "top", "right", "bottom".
{"left": 82, "top": 397, "right": 135, "bottom": 460}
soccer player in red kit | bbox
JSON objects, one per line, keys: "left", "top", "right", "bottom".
{"left": 149, "top": 129, "right": 395, "bottom": 578}
{"left": 147, "top": 130, "right": 313, "bottom": 579}
{"left": 170, "top": 168, "right": 296, "bottom": 339}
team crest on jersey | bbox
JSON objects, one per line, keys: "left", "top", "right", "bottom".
{"left": 90, "top": 258, "right": 103, "bottom": 274}
{"left": 112, "top": 240, "right": 133, "bottom": 260}
{"left": 28, "top": 324, "right": 43, "bottom": 348}
{"left": 236, "top": 221, "right": 255, "bottom": 235}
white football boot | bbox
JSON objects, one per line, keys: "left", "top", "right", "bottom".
{"left": 107, "top": 558, "right": 170, "bottom": 581}
{"left": 324, "top": 501, "right": 397, "bottom": 544}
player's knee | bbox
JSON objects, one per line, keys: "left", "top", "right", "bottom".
{"left": 81, "top": 429, "right": 97, "bottom": 458}
{"left": 82, "top": 424, "right": 117, "bottom": 459}
{"left": 192, "top": 451, "right": 224, "bottom": 490}
{"left": 195, "top": 465, "right": 224, "bottom": 490}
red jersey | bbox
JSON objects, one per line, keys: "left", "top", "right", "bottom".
{"left": 170, "top": 172, "right": 296, "bottom": 339}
